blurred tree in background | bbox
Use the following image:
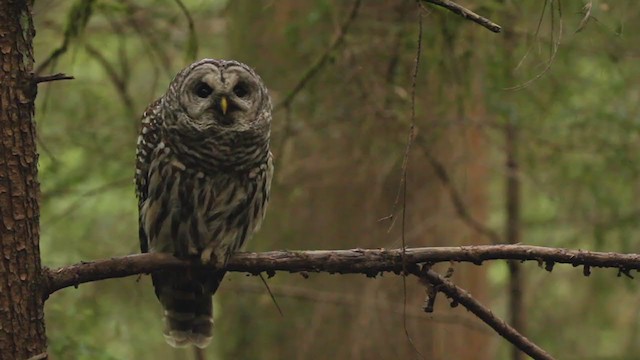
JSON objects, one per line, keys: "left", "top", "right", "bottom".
{"left": 32, "top": 0, "right": 640, "bottom": 359}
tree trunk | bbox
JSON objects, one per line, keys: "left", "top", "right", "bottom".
{"left": 501, "top": 13, "right": 525, "bottom": 360}
{"left": 0, "top": 1, "right": 47, "bottom": 358}
{"left": 505, "top": 117, "right": 524, "bottom": 360}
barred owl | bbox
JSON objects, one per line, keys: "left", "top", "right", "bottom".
{"left": 135, "top": 59, "right": 273, "bottom": 348}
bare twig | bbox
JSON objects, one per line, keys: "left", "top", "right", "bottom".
{"left": 514, "top": 0, "right": 549, "bottom": 72}
{"left": 33, "top": 73, "right": 74, "bottom": 84}
{"left": 274, "top": 0, "right": 361, "bottom": 111}
{"left": 44, "top": 245, "right": 640, "bottom": 296}
{"left": 382, "top": 6, "right": 422, "bottom": 232}
{"left": 506, "top": 0, "right": 563, "bottom": 90}
{"left": 399, "top": 11, "right": 424, "bottom": 359}
{"left": 420, "top": 0, "right": 502, "bottom": 33}
{"left": 259, "top": 273, "right": 284, "bottom": 316}
{"left": 416, "top": 267, "right": 554, "bottom": 360}
{"left": 25, "top": 353, "right": 48, "bottom": 360}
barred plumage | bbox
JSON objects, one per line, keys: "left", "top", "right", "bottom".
{"left": 135, "top": 59, "right": 273, "bottom": 348}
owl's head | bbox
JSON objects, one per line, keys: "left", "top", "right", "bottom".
{"left": 164, "top": 59, "right": 271, "bottom": 137}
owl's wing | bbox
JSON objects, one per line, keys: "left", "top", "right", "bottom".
{"left": 135, "top": 98, "right": 163, "bottom": 253}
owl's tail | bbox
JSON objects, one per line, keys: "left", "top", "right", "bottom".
{"left": 152, "top": 269, "right": 225, "bottom": 348}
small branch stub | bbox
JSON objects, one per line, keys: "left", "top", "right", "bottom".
{"left": 421, "top": 0, "right": 502, "bottom": 33}
{"left": 33, "top": 73, "right": 74, "bottom": 84}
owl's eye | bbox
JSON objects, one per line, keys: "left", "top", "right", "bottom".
{"left": 195, "top": 82, "right": 213, "bottom": 98}
{"left": 233, "top": 83, "right": 249, "bottom": 98}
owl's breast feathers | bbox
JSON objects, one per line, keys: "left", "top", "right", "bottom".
{"left": 135, "top": 100, "right": 273, "bottom": 260}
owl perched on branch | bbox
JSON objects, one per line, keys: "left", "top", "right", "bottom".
{"left": 134, "top": 59, "right": 273, "bottom": 348}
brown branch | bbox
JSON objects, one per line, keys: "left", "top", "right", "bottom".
{"left": 416, "top": 267, "right": 554, "bottom": 360}
{"left": 420, "top": 0, "right": 502, "bottom": 33}
{"left": 46, "top": 244, "right": 638, "bottom": 359}
{"left": 44, "top": 244, "right": 640, "bottom": 296}
{"left": 32, "top": 73, "right": 74, "bottom": 84}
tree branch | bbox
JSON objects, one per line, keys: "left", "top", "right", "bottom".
{"left": 416, "top": 267, "right": 553, "bottom": 360}
{"left": 41, "top": 245, "right": 590, "bottom": 359}
{"left": 32, "top": 73, "right": 74, "bottom": 84}
{"left": 421, "top": 0, "right": 502, "bottom": 33}
{"left": 44, "top": 244, "right": 640, "bottom": 296}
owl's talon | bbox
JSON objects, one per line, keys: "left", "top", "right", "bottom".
{"left": 200, "top": 247, "right": 214, "bottom": 265}
{"left": 200, "top": 247, "right": 228, "bottom": 269}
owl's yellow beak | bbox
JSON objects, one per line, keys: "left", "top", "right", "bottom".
{"left": 220, "top": 96, "right": 228, "bottom": 115}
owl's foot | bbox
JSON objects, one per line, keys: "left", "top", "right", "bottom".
{"left": 200, "top": 247, "right": 228, "bottom": 269}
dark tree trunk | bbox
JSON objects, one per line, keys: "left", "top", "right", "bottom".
{"left": 0, "top": 1, "right": 47, "bottom": 359}
{"left": 506, "top": 119, "right": 524, "bottom": 360}
{"left": 501, "top": 10, "right": 525, "bottom": 359}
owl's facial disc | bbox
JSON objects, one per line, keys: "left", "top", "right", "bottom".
{"left": 180, "top": 63, "right": 261, "bottom": 130}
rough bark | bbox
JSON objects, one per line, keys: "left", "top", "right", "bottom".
{"left": 0, "top": 1, "right": 47, "bottom": 358}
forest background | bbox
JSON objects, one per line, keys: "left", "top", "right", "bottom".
{"left": 30, "top": 1, "right": 640, "bottom": 359}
